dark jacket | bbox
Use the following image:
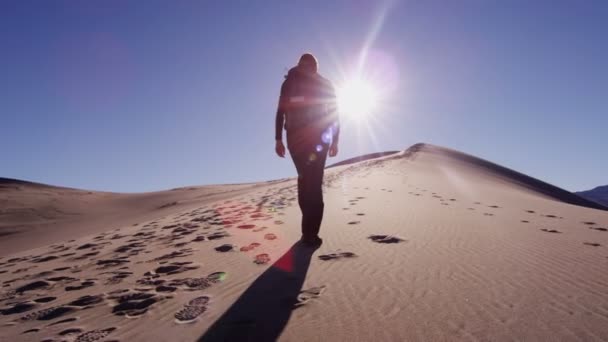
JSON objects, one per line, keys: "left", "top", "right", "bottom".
{"left": 275, "top": 67, "right": 339, "bottom": 150}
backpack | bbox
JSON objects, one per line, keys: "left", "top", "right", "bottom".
{"left": 282, "top": 68, "right": 332, "bottom": 133}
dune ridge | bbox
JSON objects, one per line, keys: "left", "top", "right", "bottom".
{"left": 402, "top": 143, "right": 606, "bottom": 210}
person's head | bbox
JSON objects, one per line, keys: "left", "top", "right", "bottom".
{"left": 297, "top": 53, "right": 318, "bottom": 74}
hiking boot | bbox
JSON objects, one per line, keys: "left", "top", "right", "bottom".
{"left": 300, "top": 235, "right": 323, "bottom": 247}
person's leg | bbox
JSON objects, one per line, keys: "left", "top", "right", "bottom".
{"left": 288, "top": 147, "right": 311, "bottom": 238}
{"left": 291, "top": 145, "right": 328, "bottom": 241}
{"left": 288, "top": 131, "right": 329, "bottom": 242}
{"left": 305, "top": 145, "right": 329, "bottom": 239}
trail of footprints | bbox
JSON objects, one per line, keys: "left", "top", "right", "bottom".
{"left": 408, "top": 185, "right": 606, "bottom": 249}
{"left": 0, "top": 187, "right": 300, "bottom": 339}
{"left": 1, "top": 168, "right": 606, "bottom": 339}
{"left": 0, "top": 179, "right": 413, "bottom": 337}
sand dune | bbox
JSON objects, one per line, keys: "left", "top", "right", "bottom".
{"left": 0, "top": 178, "right": 287, "bottom": 257}
{"left": 1, "top": 143, "right": 607, "bottom": 341}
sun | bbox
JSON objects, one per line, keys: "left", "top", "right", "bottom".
{"left": 336, "top": 78, "right": 378, "bottom": 119}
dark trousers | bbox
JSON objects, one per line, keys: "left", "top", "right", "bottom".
{"left": 288, "top": 140, "right": 329, "bottom": 239}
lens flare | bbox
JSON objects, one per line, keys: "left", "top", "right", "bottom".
{"left": 321, "top": 128, "right": 333, "bottom": 144}
{"left": 337, "top": 78, "right": 378, "bottom": 119}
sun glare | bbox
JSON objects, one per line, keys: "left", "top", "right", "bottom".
{"left": 337, "top": 78, "right": 378, "bottom": 119}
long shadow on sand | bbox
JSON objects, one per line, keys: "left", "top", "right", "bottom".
{"left": 199, "top": 241, "right": 319, "bottom": 342}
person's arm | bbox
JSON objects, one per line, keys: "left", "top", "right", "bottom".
{"left": 275, "top": 81, "right": 288, "bottom": 141}
{"left": 329, "top": 83, "right": 340, "bottom": 145}
{"left": 327, "top": 82, "right": 339, "bottom": 157}
{"left": 275, "top": 80, "right": 288, "bottom": 158}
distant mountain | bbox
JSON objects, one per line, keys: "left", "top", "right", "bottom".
{"left": 576, "top": 185, "right": 608, "bottom": 207}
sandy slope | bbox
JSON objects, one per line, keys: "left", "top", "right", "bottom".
{"left": 0, "top": 178, "right": 288, "bottom": 257}
{"left": 1, "top": 143, "right": 607, "bottom": 342}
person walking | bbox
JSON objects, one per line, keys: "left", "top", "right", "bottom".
{"left": 274, "top": 53, "right": 340, "bottom": 246}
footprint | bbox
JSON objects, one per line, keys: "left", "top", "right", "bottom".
{"left": 206, "top": 272, "right": 227, "bottom": 284}
{"left": 76, "top": 242, "right": 109, "bottom": 251}
{"left": 254, "top": 254, "right": 271, "bottom": 265}
{"left": 74, "top": 327, "right": 116, "bottom": 342}
{"left": 47, "top": 276, "right": 77, "bottom": 282}
{"left": 237, "top": 224, "right": 256, "bottom": 229}
{"left": 21, "top": 328, "right": 39, "bottom": 334}
{"left": 295, "top": 286, "right": 326, "bottom": 308}
{"left": 1, "top": 302, "right": 37, "bottom": 315}
{"left": 48, "top": 317, "right": 78, "bottom": 326}
{"left": 240, "top": 243, "right": 261, "bottom": 252}
{"left": 70, "top": 251, "right": 100, "bottom": 261}
{"left": 207, "top": 232, "right": 230, "bottom": 240}
{"left": 368, "top": 235, "right": 404, "bottom": 244}
{"left": 59, "top": 328, "right": 84, "bottom": 336}
{"left": 97, "top": 259, "right": 130, "bottom": 268}
{"left": 150, "top": 249, "right": 195, "bottom": 262}
{"left": 68, "top": 294, "right": 104, "bottom": 307}
{"left": 16, "top": 280, "right": 51, "bottom": 294}
{"left": 20, "top": 306, "right": 76, "bottom": 321}
{"left": 65, "top": 280, "right": 96, "bottom": 291}
{"left": 521, "top": 220, "right": 529, "bottom": 223}
{"left": 174, "top": 296, "right": 210, "bottom": 323}
{"left": 110, "top": 292, "right": 159, "bottom": 317}
{"left": 347, "top": 221, "right": 361, "bottom": 225}
{"left": 152, "top": 264, "right": 199, "bottom": 275}
{"left": 31, "top": 255, "right": 59, "bottom": 263}
{"left": 583, "top": 242, "right": 601, "bottom": 247}
{"left": 165, "top": 272, "right": 227, "bottom": 291}
{"left": 155, "top": 285, "right": 177, "bottom": 293}
{"left": 590, "top": 227, "right": 607, "bottom": 232}
{"left": 318, "top": 252, "right": 357, "bottom": 261}
{"left": 14, "top": 266, "right": 38, "bottom": 274}
{"left": 264, "top": 233, "right": 277, "bottom": 240}
{"left": 34, "top": 296, "right": 57, "bottom": 303}
{"left": 540, "top": 229, "right": 561, "bottom": 233}
{"left": 582, "top": 222, "right": 597, "bottom": 226}
{"left": 356, "top": 213, "right": 365, "bottom": 216}
{"left": 215, "top": 244, "right": 235, "bottom": 252}
{"left": 104, "top": 271, "right": 133, "bottom": 285}
{"left": 483, "top": 213, "right": 494, "bottom": 216}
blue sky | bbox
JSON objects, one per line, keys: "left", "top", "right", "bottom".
{"left": 1, "top": 1, "right": 606, "bottom": 193}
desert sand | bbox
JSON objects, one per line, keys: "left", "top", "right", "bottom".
{"left": 1, "top": 143, "right": 607, "bottom": 342}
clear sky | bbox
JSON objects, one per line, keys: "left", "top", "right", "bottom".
{"left": 1, "top": 1, "right": 606, "bottom": 193}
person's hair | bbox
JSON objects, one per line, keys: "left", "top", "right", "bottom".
{"left": 298, "top": 53, "right": 318, "bottom": 72}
